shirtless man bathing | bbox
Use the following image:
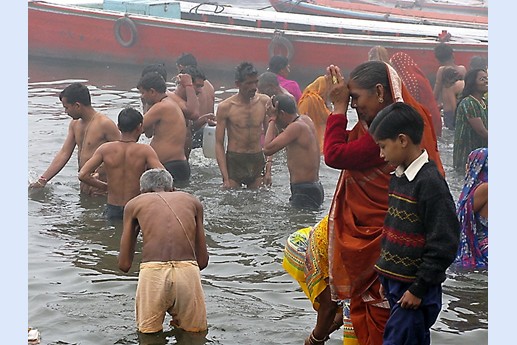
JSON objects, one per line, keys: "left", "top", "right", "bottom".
{"left": 78, "top": 107, "right": 164, "bottom": 221}
{"left": 29, "top": 82, "right": 120, "bottom": 195}
{"left": 137, "top": 72, "right": 191, "bottom": 187}
{"left": 215, "top": 62, "right": 271, "bottom": 189}
{"left": 118, "top": 168, "right": 209, "bottom": 334}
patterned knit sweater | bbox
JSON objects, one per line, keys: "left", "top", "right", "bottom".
{"left": 374, "top": 160, "right": 460, "bottom": 298}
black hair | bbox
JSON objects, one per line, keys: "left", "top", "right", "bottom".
{"left": 59, "top": 82, "right": 91, "bottom": 106}
{"left": 460, "top": 68, "right": 487, "bottom": 99}
{"left": 141, "top": 63, "right": 167, "bottom": 81}
{"left": 235, "top": 62, "right": 258, "bottom": 82}
{"left": 273, "top": 94, "right": 297, "bottom": 114}
{"left": 268, "top": 55, "right": 289, "bottom": 74}
{"left": 369, "top": 102, "right": 424, "bottom": 144}
{"left": 176, "top": 53, "right": 198, "bottom": 67}
{"left": 137, "top": 72, "right": 167, "bottom": 93}
{"left": 181, "top": 65, "right": 206, "bottom": 82}
{"left": 434, "top": 43, "right": 454, "bottom": 64}
{"left": 349, "top": 61, "right": 391, "bottom": 93}
{"left": 118, "top": 107, "right": 143, "bottom": 133}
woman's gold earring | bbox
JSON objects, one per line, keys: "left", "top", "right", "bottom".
{"left": 378, "top": 97, "right": 384, "bottom": 103}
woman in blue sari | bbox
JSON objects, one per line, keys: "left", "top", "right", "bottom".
{"left": 454, "top": 148, "right": 488, "bottom": 269}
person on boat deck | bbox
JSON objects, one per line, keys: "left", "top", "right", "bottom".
{"left": 118, "top": 168, "right": 209, "bottom": 334}
{"left": 453, "top": 147, "right": 488, "bottom": 269}
{"left": 215, "top": 62, "right": 271, "bottom": 189}
{"left": 263, "top": 94, "right": 324, "bottom": 210}
{"left": 176, "top": 52, "right": 216, "bottom": 150}
{"left": 297, "top": 75, "right": 331, "bottom": 155}
{"left": 368, "top": 102, "right": 459, "bottom": 345}
{"left": 78, "top": 107, "right": 164, "bottom": 221}
{"left": 367, "top": 45, "right": 390, "bottom": 64}
{"left": 29, "top": 82, "right": 121, "bottom": 195}
{"left": 452, "top": 68, "right": 488, "bottom": 173}
{"left": 267, "top": 55, "right": 303, "bottom": 102}
{"left": 323, "top": 61, "right": 444, "bottom": 345}
{"left": 440, "top": 66, "right": 464, "bottom": 130}
{"left": 137, "top": 72, "right": 191, "bottom": 187}
{"left": 432, "top": 43, "right": 466, "bottom": 110}
{"left": 389, "top": 51, "right": 442, "bottom": 137}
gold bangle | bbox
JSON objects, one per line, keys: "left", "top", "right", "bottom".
{"left": 309, "top": 331, "right": 326, "bottom": 344}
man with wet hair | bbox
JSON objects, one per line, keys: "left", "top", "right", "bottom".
{"left": 176, "top": 52, "right": 216, "bottom": 150}
{"left": 119, "top": 168, "right": 209, "bottom": 334}
{"left": 79, "top": 107, "right": 164, "bottom": 221}
{"left": 264, "top": 94, "right": 323, "bottom": 209}
{"left": 29, "top": 82, "right": 121, "bottom": 195}
{"left": 138, "top": 72, "right": 190, "bottom": 186}
{"left": 215, "top": 62, "right": 270, "bottom": 189}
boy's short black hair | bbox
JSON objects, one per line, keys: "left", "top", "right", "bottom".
{"left": 369, "top": 102, "right": 424, "bottom": 144}
{"left": 118, "top": 107, "right": 143, "bottom": 133}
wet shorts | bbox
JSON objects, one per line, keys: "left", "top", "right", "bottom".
{"left": 104, "top": 203, "right": 124, "bottom": 221}
{"left": 136, "top": 260, "right": 207, "bottom": 333}
{"left": 289, "top": 181, "right": 324, "bottom": 209}
{"left": 226, "top": 151, "right": 265, "bottom": 186}
{"left": 163, "top": 160, "right": 191, "bottom": 186}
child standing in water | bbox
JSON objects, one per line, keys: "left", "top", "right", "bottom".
{"left": 368, "top": 102, "right": 460, "bottom": 345}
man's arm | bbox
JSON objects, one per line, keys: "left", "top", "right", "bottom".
{"left": 118, "top": 201, "right": 140, "bottom": 273}
{"left": 101, "top": 116, "right": 121, "bottom": 142}
{"left": 193, "top": 198, "right": 209, "bottom": 270}
{"left": 142, "top": 106, "right": 159, "bottom": 138}
{"left": 215, "top": 103, "right": 230, "bottom": 187}
{"left": 144, "top": 146, "right": 165, "bottom": 169}
{"left": 263, "top": 120, "right": 298, "bottom": 156}
{"left": 29, "top": 121, "right": 77, "bottom": 189}
{"left": 433, "top": 67, "right": 444, "bottom": 103}
{"left": 78, "top": 146, "right": 108, "bottom": 191}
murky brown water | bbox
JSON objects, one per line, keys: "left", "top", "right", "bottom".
{"left": 28, "top": 55, "right": 487, "bottom": 345}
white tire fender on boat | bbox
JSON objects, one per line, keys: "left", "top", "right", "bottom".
{"left": 114, "top": 16, "right": 137, "bottom": 48}
{"left": 268, "top": 31, "right": 294, "bottom": 60}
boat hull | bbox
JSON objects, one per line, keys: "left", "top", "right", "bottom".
{"left": 28, "top": 1, "right": 487, "bottom": 80}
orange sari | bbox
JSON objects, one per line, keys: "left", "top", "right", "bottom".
{"left": 298, "top": 76, "right": 331, "bottom": 154}
{"left": 327, "top": 63, "right": 443, "bottom": 345}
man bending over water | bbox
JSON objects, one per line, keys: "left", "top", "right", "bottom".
{"left": 118, "top": 168, "right": 209, "bottom": 333}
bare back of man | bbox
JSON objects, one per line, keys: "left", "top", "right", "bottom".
{"left": 121, "top": 190, "right": 208, "bottom": 266}
{"left": 79, "top": 141, "right": 164, "bottom": 206}
{"left": 264, "top": 112, "right": 320, "bottom": 183}
{"left": 144, "top": 98, "right": 187, "bottom": 163}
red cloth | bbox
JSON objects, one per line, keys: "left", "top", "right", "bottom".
{"left": 324, "top": 62, "right": 444, "bottom": 345}
{"left": 390, "top": 52, "right": 442, "bottom": 137}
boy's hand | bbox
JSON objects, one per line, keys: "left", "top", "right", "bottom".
{"left": 398, "top": 290, "right": 422, "bottom": 309}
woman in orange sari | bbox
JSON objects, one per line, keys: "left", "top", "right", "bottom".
{"left": 323, "top": 61, "right": 443, "bottom": 345}
{"left": 298, "top": 76, "right": 331, "bottom": 154}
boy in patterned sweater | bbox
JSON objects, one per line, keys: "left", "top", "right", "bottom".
{"left": 368, "top": 102, "right": 460, "bottom": 345}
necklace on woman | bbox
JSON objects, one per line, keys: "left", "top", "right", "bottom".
{"left": 469, "top": 95, "right": 487, "bottom": 110}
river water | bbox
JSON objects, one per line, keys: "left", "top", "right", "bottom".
{"left": 27, "top": 54, "right": 487, "bottom": 345}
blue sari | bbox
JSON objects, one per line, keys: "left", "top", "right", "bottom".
{"left": 454, "top": 148, "right": 488, "bottom": 269}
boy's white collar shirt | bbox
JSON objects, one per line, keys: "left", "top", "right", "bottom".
{"left": 393, "top": 150, "right": 429, "bottom": 181}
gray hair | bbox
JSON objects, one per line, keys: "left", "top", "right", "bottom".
{"left": 140, "top": 168, "right": 173, "bottom": 192}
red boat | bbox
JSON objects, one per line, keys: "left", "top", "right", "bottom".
{"left": 268, "top": 0, "right": 487, "bottom": 28}
{"left": 346, "top": 0, "right": 488, "bottom": 17}
{"left": 28, "top": 0, "right": 487, "bottom": 81}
